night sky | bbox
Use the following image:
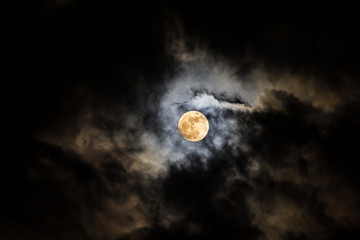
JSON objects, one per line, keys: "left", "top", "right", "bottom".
{"left": 3, "top": 2, "right": 360, "bottom": 240}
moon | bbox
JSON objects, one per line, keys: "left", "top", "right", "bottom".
{"left": 178, "top": 111, "right": 209, "bottom": 142}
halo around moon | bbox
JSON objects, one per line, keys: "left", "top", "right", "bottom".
{"left": 178, "top": 111, "right": 209, "bottom": 142}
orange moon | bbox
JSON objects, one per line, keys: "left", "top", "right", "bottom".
{"left": 178, "top": 111, "right": 209, "bottom": 142}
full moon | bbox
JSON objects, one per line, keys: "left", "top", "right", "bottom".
{"left": 178, "top": 111, "right": 209, "bottom": 142}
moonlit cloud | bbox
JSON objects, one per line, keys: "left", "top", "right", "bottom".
{"left": 31, "top": 36, "right": 360, "bottom": 239}
{"left": 5, "top": 4, "right": 360, "bottom": 239}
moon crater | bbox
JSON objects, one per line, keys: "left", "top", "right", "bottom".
{"left": 178, "top": 111, "right": 209, "bottom": 142}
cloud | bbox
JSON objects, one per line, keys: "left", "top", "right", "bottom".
{"left": 31, "top": 34, "right": 360, "bottom": 239}
{"left": 6, "top": 8, "right": 360, "bottom": 239}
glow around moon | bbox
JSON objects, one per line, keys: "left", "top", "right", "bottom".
{"left": 178, "top": 111, "right": 209, "bottom": 142}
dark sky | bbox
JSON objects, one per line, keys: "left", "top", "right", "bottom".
{"left": 3, "top": 1, "right": 360, "bottom": 240}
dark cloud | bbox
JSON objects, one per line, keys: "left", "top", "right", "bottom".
{"left": 241, "top": 91, "right": 360, "bottom": 239}
{"left": 1, "top": 138, "right": 102, "bottom": 239}
{"left": 4, "top": 1, "right": 360, "bottom": 240}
